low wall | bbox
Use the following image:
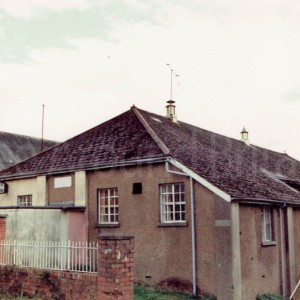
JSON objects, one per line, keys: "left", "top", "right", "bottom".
{"left": 0, "top": 266, "right": 97, "bottom": 299}
{"left": 0, "top": 233, "right": 135, "bottom": 300}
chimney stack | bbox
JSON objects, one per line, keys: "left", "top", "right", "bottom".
{"left": 166, "top": 100, "right": 177, "bottom": 122}
{"left": 240, "top": 126, "right": 249, "bottom": 144}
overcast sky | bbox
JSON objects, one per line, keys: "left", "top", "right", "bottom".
{"left": 1, "top": 0, "right": 300, "bottom": 159}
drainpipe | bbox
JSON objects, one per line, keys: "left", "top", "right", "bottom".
{"left": 279, "top": 203, "right": 287, "bottom": 297}
{"left": 189, "top": 176, "right": 197, "bottom": 296}
{"left": 165, "top": 161, "right": 197, "bottom": 296}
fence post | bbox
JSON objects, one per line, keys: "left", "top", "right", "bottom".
{"left": 0, "top": 215, "right": 7, "bottom": 241}
{"left": 98, "top": 233, "right": 135, "bottom": 300}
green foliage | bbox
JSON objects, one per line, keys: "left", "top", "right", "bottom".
{"left": 134, "top": 285, "right": 216, "bottom": 300}
{"left": 256, "top": 294, "right": 287, "bottom": 300}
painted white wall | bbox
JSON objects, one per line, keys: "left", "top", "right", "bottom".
{"left": 1, "top": 209, "right": 68, "bottom": 241}
{"left": 0, "top": 175, "right": 86, "bottom": 241}
{"left": 75, "top": 171, "right": 87, "bottom": 206}
{"left": 0, "top": 178, "right": 37, "bottom": 206}
{"left": 36, "top": 176, "right": 47, "bottom": 205}
{"left": 0, "top": 174, "right": 86, "bottom": 207}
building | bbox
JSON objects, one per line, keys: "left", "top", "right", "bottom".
{"left": 0, "top": 104, "right": 299, "bottom": 299}
{"left": 0, "top": 131, "right": 59, "bottom": 170}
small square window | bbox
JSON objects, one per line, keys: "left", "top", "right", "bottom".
{"left": 18, "top": 195, "right": 32, "bottom": 207}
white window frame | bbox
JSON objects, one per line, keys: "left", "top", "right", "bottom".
{"left": 160, "top": 183, "right": 185, "bottom": 223}
{"left": 98, "top": 188, "right": 119, "bottom": 224}
{"left": 17, "top": 195, "right": 32, "bottom": 207}
{"left": 262, "top": 206, "right": 273, "bottom": 242}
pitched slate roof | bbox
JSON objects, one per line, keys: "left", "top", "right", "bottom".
{"left": 0, "top": 132, "right": 59, "bottom": 171}
{"left": 0, "top": 110, "right": 164, "bottom": 178}
{"left": 0, "top": 106, "right": 300, "bottom": 204}
{"left": 137, "top": 109, "right": 300, "bottom": 203}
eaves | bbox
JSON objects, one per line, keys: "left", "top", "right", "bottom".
{"left": 0, "top": 156, "right": 169, "bottom": 181}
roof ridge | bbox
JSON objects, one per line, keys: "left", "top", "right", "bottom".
{"left": 0, "top": 131, "right": 59, "bottom": 144}
{"left": 251, "top": 144, "right": 294, "bottom": 159}
{"left": 132, "top": 106, "right": 171, "bottom": 156}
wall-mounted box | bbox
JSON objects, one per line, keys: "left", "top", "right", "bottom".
{"left": 0, "top": 182, "right": 8, "bottom": 194}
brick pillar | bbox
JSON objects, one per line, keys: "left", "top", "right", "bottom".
{"left": 0, "top": 215, "right": 7, "bottom": 241}
{"left": 98, "top": 233, "right": 135, "bottom": 300}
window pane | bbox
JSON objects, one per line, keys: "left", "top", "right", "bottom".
{"left": 161, "top": 194, "right": 167, "bottom": 203}
{"left": 262, "top": 206, "right": 273, "bottom": 242}
{"left": 160, "top": 183, "right": 185, "bottom": 223}
{"left": 182, "top": 212, "right": 186, "bottom": 220}
{"left": 181, "top": 184, "right": 185, "bottom": 193}
{"left": 18, "top": 195, "right": 32, "bottom": 206}
{"left": 174, "top": 193, "right": 178, "bottom": 203}
{"left": 175, "top": 212, "right": 181, "bottom": 220}
{"left": 98, "top": 188, "right": 119, "bottom": 224}
{"left": 166, "top": 185, "right": 172, "bottom": 193}
{"left": 174, "top": 184, "right": 180, "bottom": 193}
{"left": 265, "top": 223, "right": 272, "bottom": 241}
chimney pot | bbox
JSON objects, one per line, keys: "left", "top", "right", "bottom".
{"left": 240, "top": 126, "right": 249, "bottom": 144}
{"left": 166, "top": 100, "right": 177, "bottom": 122}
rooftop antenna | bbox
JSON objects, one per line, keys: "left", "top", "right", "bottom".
{"left": 166, "top": 63, "right": 179, "bottom": 100}
{"left": 40, "top": 104, "right": 45, "bottom": 152}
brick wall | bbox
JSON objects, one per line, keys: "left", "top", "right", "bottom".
{"left": 0, "top": 215, "right": 7, "bottom": 240}
{"left": 0, "top": 267, "right": 98, "bottom": 299}
{"left": 98, "top": 234, "right": 135, "bottom": 300}
{"left": 0, "top": 233, "right": 135, "bottom": 300}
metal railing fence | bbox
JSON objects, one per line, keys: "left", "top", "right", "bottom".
{"left": 0, "top": 240, "right": 98, "bottom": 273}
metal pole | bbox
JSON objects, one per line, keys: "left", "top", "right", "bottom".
{"left": 190, "top": 176, "right": 197, "bottom": 296}
{"left": 165, "top": 161, "right": 197, "bottom": 296}
{"left": 170, "top": 68, "right": 173, "bottom": 100}
{"left": 280, "top": 207, "right": 286, "bottom": 296}
{"left": 41, "top": 104, "right": 45, "bottom": 152}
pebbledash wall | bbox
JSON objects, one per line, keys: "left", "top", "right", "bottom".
{"left": 88, "top": 164, "right": 233, "bottom": 299}
{"left": 1, "top": 163, "right": 300, "bottom": 299}
{"left": 87, "top": 164, "right": 300, "bottom": 299}
{"left": 0, "top": 229, "right": 135, "bottom": 300}
{"left": 293, "top": 209, "right": 300, "bottom": 299}
{"left": 239, "top": 204, "right": 282, "bottom": 298}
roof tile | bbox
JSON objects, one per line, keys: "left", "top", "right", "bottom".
{"left": 1, "top": 106, "right": 300, "bottom": 203}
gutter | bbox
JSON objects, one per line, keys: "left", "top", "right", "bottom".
{"left": 0, "top": 156, "right": 168, "bottom": 181}
{"left": 0, "top": 206, "right": 86, "bottom": 210}
{"left": 165, "top": 161, "right": 197, "bottom": 297}
{"left": 232, "top": 197, "right": 300, "bottom": 208}
{"left": 167, "top": 158, "right": 231, "bottom": 202}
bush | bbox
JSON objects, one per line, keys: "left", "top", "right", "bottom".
{"left": 156, "top": 277, "right": 215, "bottom": 298}
{"left": 256, "top": 294, "right": 287, "bottom": 300}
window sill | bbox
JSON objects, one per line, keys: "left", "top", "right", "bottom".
{"left": 157, "top": 222, "right": 188, "bottom": 227}
{"left": 95, "top": 223, "right": 120, "bottom": 228}
{"left": 261, "top": 241, "right": 277, "bottom": 247}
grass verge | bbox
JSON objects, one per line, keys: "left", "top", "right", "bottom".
{"left": 134, "top": 285, "right": 216, "bottom": 300}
